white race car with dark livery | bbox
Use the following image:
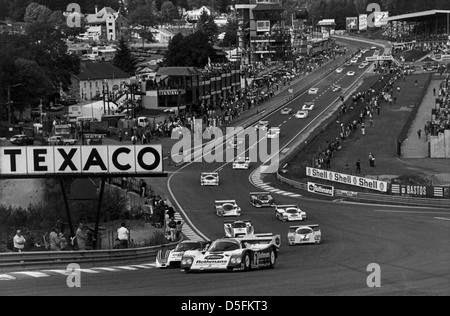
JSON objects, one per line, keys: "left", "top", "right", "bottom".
{"left": 266, "top": 127, "right": 280, "bottom": 139}
{"left": 201, "top": 172, "right": 219, "bottom": 186}
{"left": 224, "top": 220, "right": 254, "bottom": 237}
{"left": 156, "top": 240, "right": 206, "bottom": 268}
{"left": 302, "top": 102, "right": 315, "bottom": 111}
{"left": 233, "top": 157, "right": 250, "bottom": 169}
{"left": 249, "top": 192, "right": 275, "bottom": 208}
{"left": 288, "top": 225, "right": 322, "bottom": 245}
{"left": 254, "top": 121, "right": 270, "bottom": 131}
{"left": 215, "top": 200, "right": 241, "bottom": 217}
{"left": 275, "top": 205, "right": 306, "bottom": 222}
{"left": 180, "top": 234, "right": 281, "bottom": 272}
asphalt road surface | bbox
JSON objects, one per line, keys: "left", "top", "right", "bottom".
{"left": 2, "top": 38, "right": 449, "bottom": 296}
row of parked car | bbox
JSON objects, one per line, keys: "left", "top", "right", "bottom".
{"left": 9, "top": 135, "right": 78, "bottom": 146}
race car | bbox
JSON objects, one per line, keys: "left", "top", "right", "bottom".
{"left": 180, "top": 234, "right": 281, "bottom": 272}
{"left": 215, "top": 200, "right": 241, "bottom": 217}
{"left": 201, "top": 172, "right": 219, "bottom": 186}
{"left": 266, "top": 127, "right": 280, "bottom": 139}
{"left": 331, "top": 84, "right": 342, "bottom": 92}
{"left": 336, "top": 67, "right": 344, "bottom": 73}
{"left": 156, "top": 240, "right": 206, "bottom": 268}
{"left": 249, "top": 192, "right": 275, "bottom": 208}
{"left": 227, "top": 137, "right": 244, "bottom": 149}
{"left": 302, "top": 102, "right": 315, "bottom": 111}
{"left": 233, "top": 156, "right": 250, "bottom": 169}
{"left": 275, "top": 205, "right": 306, "bottom": 222}
{"left": 287, "top": 225, "right": 322, "bottom": 245}
{"left": 280, "top": 108, "right": 293, "bottom": 115}
{"left": 347, "top": 71, "right": 356, "bottom": 76}
{"left": 308, "top": 87, "right": 319, "bottom": 95}
{"left": 254, "top": 121, "right": 270, "bottom": 131}
{"left": 295, "top": 110, "right": 309, "bottom": 119}
{"left": 224, "top": 220, "right": 254, "bottom": 237}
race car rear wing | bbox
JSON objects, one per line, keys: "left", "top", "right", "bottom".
{"left": 249, "top": 192, "right": 270, "bottom": 196}
{"left": 238, "top": 234, "right": 281, "bottom": 249}
{"left": 215, "top": 200, "right": 237, "bottom": 205}
{"left": 276, "top": 205, "right": 299, "bottom": 209}
{"left": 224, "top": 219, "right": 251, "bottom": 225}
{"left": 289, "top": 225, "right": 320, "bottom": 232}
{"left": 201, "top": 172, "right": 218, "bottom": 177}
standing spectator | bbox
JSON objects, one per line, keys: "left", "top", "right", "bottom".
{"left": 49, "top": 228, "right": 61, "bottom": 251}
{"left": 118, "top": 129, "right": 123, "bottom": 142}
{"left": 140, "top": 179, "right": 147, "bottom": 198}
{"left": 164, "top": 211, "right": 171, "bottom": 236}
{"left": 344, "top": 164, "right": 350, "bottom": 174}
{"left": 168, "top": 218, "right": 177, "bottom": 241}
{"left": 415, "top": 79, "right": 418, "bottom": 87}
{"left": 13, "top": 230, "right": 26, "bottom": 252}
{"left": 369, "top": 153, "right": 375, "bottom": 167}
{"left": 417, "top": 129, "right": 422, "bottom": 139}
{"left": 176, "top": 221, "right": 184, "bottom": 240}
{"left": 361, "top": 122, "right": 366, "bottom": 136}
{"left": 433, "top": 88, "right": 436, "bottom": 96}
{"left": 75, "top": 223, "right": 86, "bottom": 250}
{"left": 59, "top": 231, "right": 68, "bottom": 251}
{"left": 143, "top": 201, "right": 152, "bottom": 224}
{"left": 117, "top": 222, "right": 129, "bottom": 249}
{"left": 167, "top": 206, "right": 176, "bottom": 220}
{"left": 356, "top": 160, "right": 361, "bottom": 174}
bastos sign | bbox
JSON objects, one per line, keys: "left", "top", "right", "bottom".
{"left": 306, "top": 167, "right": 388, "bottom": 193}
{"left": 0, "top": 145, "right": 163, "bottom": 178}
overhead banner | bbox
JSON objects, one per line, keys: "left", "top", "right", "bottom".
{"left": 306, "top": 167, "right": 388, "bottom": 192}
{"left": 308, "top": 182, "right": 334, "bottom": 197}
{"left": 0, "top": 145, "right": 163, "bottom": 177}
{"left": 346, "top": 17, "right": 358, "bottom": 30}
{"left": 359, "top": 14, "right": 367, "bottom": 31}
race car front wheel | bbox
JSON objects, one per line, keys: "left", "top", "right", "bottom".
{"left": 269, "top": 249, "right": 276, "bottom": 268}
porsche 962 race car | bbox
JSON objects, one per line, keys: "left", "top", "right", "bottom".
{"left": 287, "top": 225, "right": 322, "bottom": 245}
{"left": 180, "top": 234, "right": 281, "bottom": 272}
{"left": 249, "top": 192, "right": 275, "bottom": 207}
{"left": 275, "top": 205, "right": 306, "bottom": 222}
{"left": 224, "top": 220, "right": 254, "bottom": 237}
{"left": 201, "top": 172, "right": 219, "bottom": 186}
{"left": 215, "top": 200, "right": 241, "bottom": 217}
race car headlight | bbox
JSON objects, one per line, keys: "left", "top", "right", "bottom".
{"left": 182, "top": 258, "right": 193, "bottom": 265}
{"left": 230, "top": 257, "right": 242, "bottom": 264}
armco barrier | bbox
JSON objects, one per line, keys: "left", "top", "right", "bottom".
{"left": 277, "top": 171, "right": 450, "bottom": 208}
{"left": 0, "top": 240, "right": 178, "bottom": 273}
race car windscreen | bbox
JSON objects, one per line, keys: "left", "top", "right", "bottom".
{"left": 208, "top": 240, "right": 240, "bottom": 252}
{"left": 286, "top": 209, "right": 298, "bottom": 214}
{"left": 298, "top": 229, "right": 312, "bottom": 235}
{"left": 223, "top": 204, "right": 234, "bottom": 211}
{"left": 232, "top": 222, "right": 247, "bottom": 228}
{"left": 259, "top": 195, "right": 269, "bottom": 200}
{"left": 174, "top": 242, "right": 202, "bottom": 252}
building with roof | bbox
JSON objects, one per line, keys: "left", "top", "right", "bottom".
{"left": 70, "top": 61, "right": 131, "bottom": 102}
{"left": 235, "top": 0, "right": 291, "bottom": 64}
{"left": 140, "top": 65, "right": 241, "bottom": 114}
{"left": 85, "top": 6, "right": 129, "bottom": 41}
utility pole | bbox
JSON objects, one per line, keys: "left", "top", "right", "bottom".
{"left": 7, "top": 83, "right": 22, "bottom": 125}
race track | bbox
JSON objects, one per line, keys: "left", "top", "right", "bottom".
{"left": 2, "top": 38, "right": 449, "bottom": 296}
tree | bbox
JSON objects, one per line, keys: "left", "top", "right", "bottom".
{"left": 160, "top": 1, "right": 178, "bottom": 23}
{"left": 113, "top": 37, "right": 138, "bottom": 75}
{"left": 8, "top": 0, "right": 32, "bottom": 21}
{"left": 128, "top": 4, "right": 157, "bottom": 27}
{"left": 164, "top": 31, "right": 217, "bottom": 67}
{"left": 221, "top": 17, "right": 237, "bottom": 47}
{"left": 24, "top": 2, "right": 52, "bottom": 24}
{"left": 196, "top": 10, "right": 218, "bottom": 43}
{"left": 0, "top": 0, "right": 10, "bottom": 20}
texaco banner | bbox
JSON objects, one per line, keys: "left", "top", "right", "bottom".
{"left": 306, "top": 167, "right": 388, "bottom": 192}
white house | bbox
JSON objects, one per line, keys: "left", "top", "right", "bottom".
{"left": 183, "top": 6, "right": 211, "bottom": 23}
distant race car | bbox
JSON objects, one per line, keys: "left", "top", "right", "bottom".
{"left": 156, "top": 240, "right": 206, "bottom": 268}
{"left": 275, "top": 205, "right": 306, "bottom": 222}
{"left": 227, "top": 137, "right": 244, "bottom": 149}
{"left": 280, "top": 108, "right": 293, "bottom": 115}
{"left": 344, "top": 61, "right": 352, "bottom": 67}
{"left": 266, "top": 127, "right": 280, "bottom": 139}
{"left": 201, "top": 172, "right": 219, "bottom": 186}
{"left": 180, "top": 234, "right": 281, "bottom": 272}
{"left": 254, "top": 121, "right": 270, "bottom": 131}
{"left": 249, "top": 192, "right": 275, "bottom": 208}
{"left": 295, "top": 110, "right": 309, "bottom": 119}
{"left": 224, "top": 220, "right": 254, "bottom": 237}
{"left": 288, "top": 225, "right": 322, "bottom": 245}
{"left": 308, "top": 87, "right": 319, "bottom": 95}
{"left": 350, "top": 58, "right": 358, "bottom": 64}
{"left": 359, "top": 63, "right": 366, "bottom": 69}
{"left": 302, "top": 102, "right": 315, "bottom": 111}
{"left": 347, "top": 71, "right": 356, "bottom": 76}
{"left": 336, "top": 68, "right": 344, "bottom": 73}
{"left": 233, "top": 157, "right": 250, "bottom": 170}
{"left": 215, "top": 200, "right": 241, "bottom": 217}
{"left": 331, "top": 84, "right": 342, "bottom": 92}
